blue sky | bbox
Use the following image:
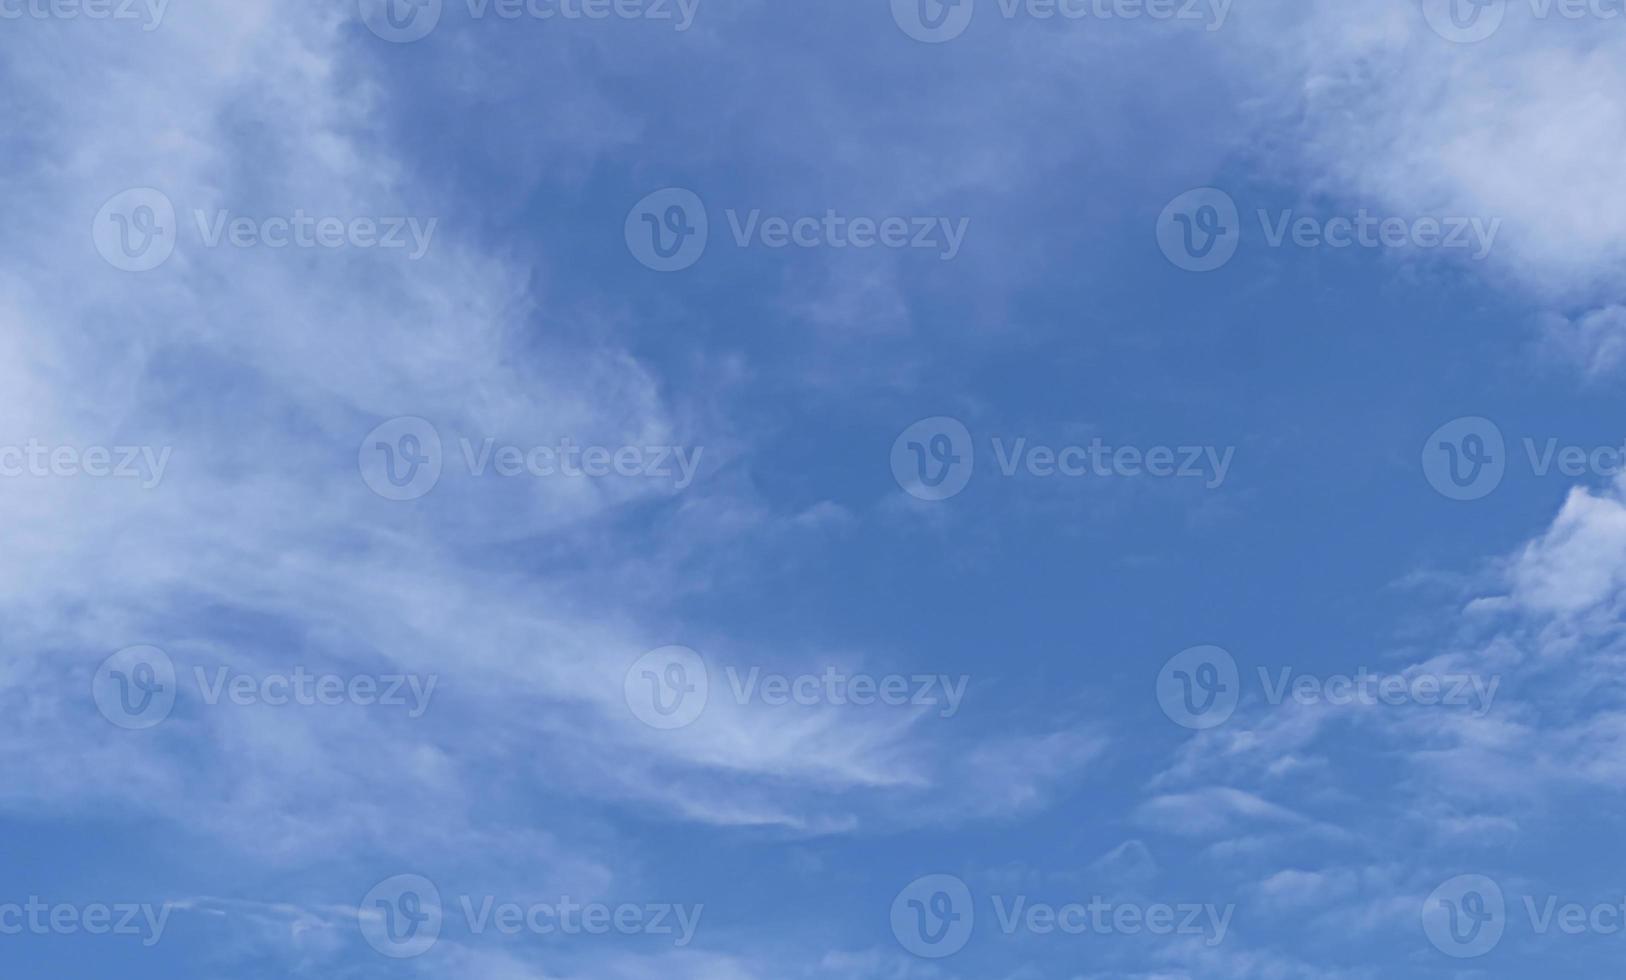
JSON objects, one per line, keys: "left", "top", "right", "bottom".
{"left": 4, "top": 0, "right": 1626, "bottom": 977}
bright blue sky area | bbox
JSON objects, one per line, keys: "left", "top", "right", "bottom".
{"left": 4, "top": 1, "right": 1626, "bottom": 977}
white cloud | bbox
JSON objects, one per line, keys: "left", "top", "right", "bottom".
{"left": 1506, "top": 479, "right": 1626, "bottom": 615}
{"left": 0, "top": 0, "right": 1103, "bottom": 894}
